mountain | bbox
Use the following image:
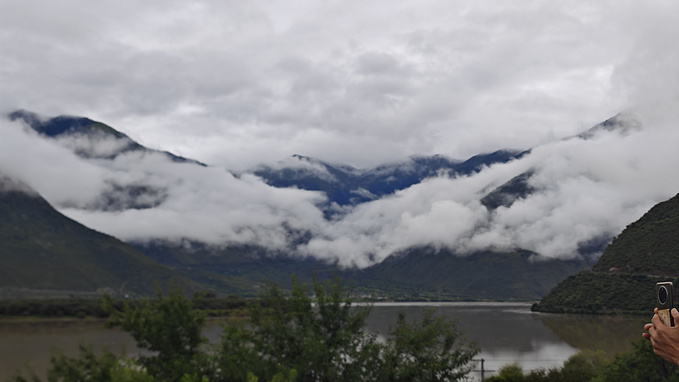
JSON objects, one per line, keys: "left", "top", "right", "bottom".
{"left": 3, "top": 109, "right": 637, "bottom": 300}
{"left": 130, "top": 240, "right": 342, "bottom": 292}
{"left": 533, "top": 193, "right": 679, "bottom": 314}
{"left": 0, "top": 174, "right": 203, "bottom": 297}
{"left": 9, "top": 110, "right": 204, "bottom": 165}
{"left": 592, "top": 193, "right": 679, "bottom": 276}
{"left": 129, "top": 240, "right": 588, "bottom": 300}
{"left": 8, "top": 110, "right": 207, "bottom": 213}
{"left": 480, "top": 170, "right": 536, "bottom": 210}
{"left": 481, "top": 111, "right": 641, "bottom": 212}
{"left": 351, "top": 247, "right": 589, "bottom": 300}
{"left": 252, "top": 150, "right": 529, "bottom": 208}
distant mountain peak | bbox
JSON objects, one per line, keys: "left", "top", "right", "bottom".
{"left": 7, "top": 110, "right": 205, "bottom": 166}
{"left": 8, "top": 109, "right": 44, "bottom": 126}
{"left": 252, "top": 150, "right": 528, "bottom": 211}
{"left": 9, "top": 110, "right": 127, "bottom": 139}
{"left": 576, "top": 110, "right": 642, "bottom": 140}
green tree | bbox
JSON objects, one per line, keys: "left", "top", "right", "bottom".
{"left": 594, "top": 339, "right": 679, "bottom": 382}
{"left": 556, "top": 350, "right": 607, "bottom": 382}
{"left": 487, "top": 363, "right": 526, "bottom": 382}
{"left": 229, "top": 276, "right": 479, "bottom": 382}
{"left": 379, "top": 308, "right": 479, "bottom": 382}
{"left": 229, "top": 276, "right": 384, "bottom": 381}
{"left": 104, "top": 288, "right": 214, "bottom": 381}
{"left": 10, "top": 345, "right": 155, "bottom": 382}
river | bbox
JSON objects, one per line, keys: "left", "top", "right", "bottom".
{"left": 0, "top": 302, "right": 649, "bottom": 381}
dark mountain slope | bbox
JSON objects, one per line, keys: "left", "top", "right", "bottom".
{"left": 133, "top": 240, "right": 587, "bottom": 300}
{"left": 352, "top": 247, "right": 589, "bottom": 300}
{"left": 592, "top": 193, "right": 679, "bottom": 276}
{"left": 0, "top": 175, "right": 200, "bottom": 296}
{"left": 132, "top": 240, "right": 342, "bottom": 291}
{"left": 480, "top": 170, "right": 536, "bottom": 210}
{"left": 534, "top": 193, "right": 679, "bottom": 314}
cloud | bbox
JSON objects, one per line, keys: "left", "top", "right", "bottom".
{"left": 302, "top": 104, "right": 679, "bottom": 265}
{"left": 0, "top": 173, "right": 38, "bottom": 196}
{"left": 1, "top": 118, "right": 327, "bottom": 250}
{"left": 3, "top": 1, "right": 679, "bottom": 267}
{"left": 5, "top": 1, "right": 679, "bottom": 170}
{"left": 0, "top": 120, "right": 109, "bottom": 205}
{"left": 4, "top": 103, "right": 679, "bottom": 268}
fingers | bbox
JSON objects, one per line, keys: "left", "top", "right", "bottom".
{"left": 652, "top": 313, "right": 663, "bottom": 327}
{"left": 649, "top": 325, "right": 657, "bottom": 337}
{"left": 672, "top": 308, "right": 679, "bottom": 319}
{"left": 644, "top": 322, "right": 655, "bottom": 341}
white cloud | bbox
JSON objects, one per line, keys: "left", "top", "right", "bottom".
{"left": 3, "top": 0, "right": 679, "bottom": 267}
{"left": 4, "top": 103, "right": 679, "bottom": 267}
{"left": 5, "top": 1, "right": 678, "bottom": 170}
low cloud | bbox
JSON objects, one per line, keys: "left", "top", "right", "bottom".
{"left": 5, "top": 1, "right": 679, "bottom": 170}
{"left": 3, "top": 1, "right": 679, "bottom": 268}
{"left": 4, "top": 105, "right": 679, "bottom": 267}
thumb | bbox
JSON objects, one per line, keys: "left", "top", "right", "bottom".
{"left": 672, "top": 308, "right": 679, "bottom": 319}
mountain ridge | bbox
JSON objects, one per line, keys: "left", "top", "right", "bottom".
{"left": 533, "top": 192, "right": 679, "bottom": 314}
{"left": 9, "top": 110, "right": 205, "bottom": 165}
{"left": 0, "top": 173, "right": 265, "bottom": 297}
{"left": 2, "top": 108, "right": 660, "bottom": 300}
{"left": 252, "top": 150, "right": 530, "bottom": 207}
{"left": 0, "top": 173, "right": 198, "bottom": 296}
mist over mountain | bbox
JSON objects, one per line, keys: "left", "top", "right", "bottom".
{"left": 0, "top": 172, "right": 200, "bottom": 296}
{"left": 252, "top": 150, "right": 528, "bottom": 211}
{"left": 8, "top": 110, "right": 205, "bottom": 165}
{"left": 534, "top": 192, "right": 679, "bottom": 314}
{"left": 3, "top": 104, "right": 679, "bottom": 271}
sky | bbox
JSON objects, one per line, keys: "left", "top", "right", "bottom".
{"left": 2, "top": 0, "right": 679, "bottom": 170}
{"left": 2, "top": 0, "right": 679, "bottom": 267}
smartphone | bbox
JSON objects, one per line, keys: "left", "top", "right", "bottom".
{"left": 656, "top": 282, "right": 674, "bottom": 327}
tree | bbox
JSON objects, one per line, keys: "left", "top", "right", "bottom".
{"left": 227, "top": 276, "right": 384, "bottom": 381}
{"left": 486, "top": 363, "right": 526, "bottom": 382}
{"left": 10, "top": 345, "right": 155, "bottom": 382}
{"left": 225, "top": 276, "right": 479, "bottom": 382}
{"left": 378, "top": 308, "right": 479, "bottom": 382}
{"left": 594, "top": 339, "right": 679, "bottom": 382}
{"left": 103, "top": 288, "right": 215, "bottom": 381}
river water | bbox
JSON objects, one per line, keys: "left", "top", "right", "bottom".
{"left": 0, "top": 302, "right": 649, "bottom": 381}
{"left": 364, "top": 302, "right": 648, "bottom": 380}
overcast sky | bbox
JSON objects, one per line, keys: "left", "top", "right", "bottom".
{"left": 3, "top": 1, "right": 679, "bottom": 267}
{"left": 3, "top": 0, "right": 678, "bottom": 170}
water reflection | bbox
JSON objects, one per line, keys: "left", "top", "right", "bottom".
{"left": 363, "top": 303, "right": 645, "bottom": 379}
{"left": 539, "top": 313, "right": 648, "bottom": 354}
{"left": 0, "top": 319, "right": 136, "bottom": 381}
{"left": 0, "top": 319, "right": 224, "bottom": 381}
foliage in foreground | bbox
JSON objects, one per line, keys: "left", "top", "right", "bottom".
{"left": 487, "top": 339, "right": 679, "bottom": 382}
{"left": 10, "top": 276, "right": 479, "bottom": 382}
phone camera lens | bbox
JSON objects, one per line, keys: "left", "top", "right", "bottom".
{"left": 659, "top": 286, "right": 668, "bottom": 305}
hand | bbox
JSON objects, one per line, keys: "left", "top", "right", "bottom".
{"left": 643, "top": 308, "right": 679, "bottom": 364}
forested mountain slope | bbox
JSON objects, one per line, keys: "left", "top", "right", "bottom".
{"left": 0, "top": 175, "right": 199, "bottom": 296}
{"left": 534, "top": 193, "right": 679, "bottom": 314}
